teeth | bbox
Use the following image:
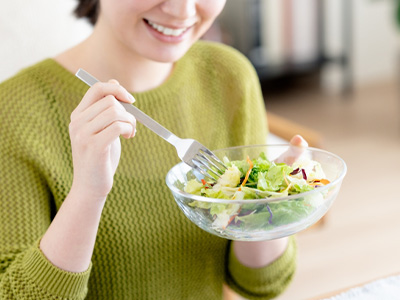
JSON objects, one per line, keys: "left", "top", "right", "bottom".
{"left": 147, "top": 20, "right": 187, "bottom": 37}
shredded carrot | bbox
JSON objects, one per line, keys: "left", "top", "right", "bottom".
{"left": 240, "top": 156, "right": 253, "bottom": 187}
{"left": 227, "top": 215, "right": 237, "bottom": 227}
{"left": 283, "top": 169, "right": 289, "bottom": 186}
{"left": 308, "top": 179, "right": 330, "bottom": 186}
{"left": 201, "top": 179, "right": 210, "bottom": 189}
{"left": 320, "top": 179, "right": 330, "bottom": 185}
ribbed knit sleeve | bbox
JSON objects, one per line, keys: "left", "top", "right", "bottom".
{"left": 225, "top": 237, "right": 297, "bottom": 299}
{"left": 0, "top": 68, "right": 91, "bottom": 299}
{"left": 0, "top": 239, "right": 91, "bottom": 299}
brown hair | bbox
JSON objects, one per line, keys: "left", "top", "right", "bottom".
{"left": 74, "top": 0, "right": 100, "bottom": 26}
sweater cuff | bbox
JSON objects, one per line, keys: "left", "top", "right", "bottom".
{"left": 21, "top": 239, "right": 92, "bottom": 299}
{"left": 225, "top": 236, "right": 297, "bottom": 300}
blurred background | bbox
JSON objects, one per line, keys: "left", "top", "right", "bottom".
{"left": 1, "top": 1, "right": 399, "bottom": 299}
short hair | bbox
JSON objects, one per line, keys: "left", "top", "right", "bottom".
{"left": 74, "top": 0, "right": 99, "bottom": 26}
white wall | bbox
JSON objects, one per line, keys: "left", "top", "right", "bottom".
{"left": 352, "top": 0, "right": 399, "bottom": 86}
{"left": 324, "top": 0, "right": 399, "bottom": 88}
{"left": 0, "top": 0, "right": 92, "bottom": 82}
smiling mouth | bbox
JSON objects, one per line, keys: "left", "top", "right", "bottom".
{"left": 144, "top": 19, "right": 190, "bottom": 37}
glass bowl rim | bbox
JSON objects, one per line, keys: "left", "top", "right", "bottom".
{"left": 165, "top": 144, "right": 347, "bottom": 204}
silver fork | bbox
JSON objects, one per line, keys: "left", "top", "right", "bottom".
{"left": 75, "top": 69, "right": 227, "bottom": 181}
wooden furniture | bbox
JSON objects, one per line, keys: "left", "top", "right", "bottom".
{"left": 267, "top": 111, "right": 324, "bottom": 148}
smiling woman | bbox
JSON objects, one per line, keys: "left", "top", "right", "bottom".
{"left": 0, "top": 1, "right": 297, "bottom": 300}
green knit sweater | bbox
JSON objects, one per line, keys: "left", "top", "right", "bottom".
{"left": 0, "top": 41, "right": 296, "bottom": 300}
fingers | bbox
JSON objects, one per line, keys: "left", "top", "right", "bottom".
{"left": 71, "top": 104, "right": 136, "bottom": 145}
{"left": 88, "top": 105, "right": 136, "bottom": 138}
{"left": 96, "top": 121, "right": 135, "bottom": 149}
{"left": 69, "top": 79, "right": 137, "bottom": 148}
{"left": 275, "top": 135, "right": 308, "bottom": 164}
{"left": 73, "top": 80, "right": 135, "bottom": 117}
{"left": 76, "top": 95, "right": 126, "bottom": 124}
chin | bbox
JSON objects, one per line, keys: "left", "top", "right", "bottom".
{"left": 145, "top": 43, "right": 194, "bottom": 63}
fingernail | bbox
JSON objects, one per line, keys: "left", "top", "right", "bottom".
{"left": 131, "top": 128, "right": 137, "bottom": 138}
{"left": 127, "top": 92, "right": 135, "bottom": 103}
{"left": 298, "top": 136, "right": 308, "bottom": 147}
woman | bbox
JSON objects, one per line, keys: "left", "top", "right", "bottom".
{"left": 0, "top": 1, "right": 301, "bottom": 299}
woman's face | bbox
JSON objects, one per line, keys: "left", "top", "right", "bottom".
{"left": 97, "top": 0, "right": 226, "bottom": 63}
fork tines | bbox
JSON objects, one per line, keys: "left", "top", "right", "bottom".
{"left": 191, "top": 148, "right": 227, "bottom": 182}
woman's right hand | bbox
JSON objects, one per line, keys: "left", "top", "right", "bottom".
{"left": 69, "top": 80, "right": 136, "bottom": 202}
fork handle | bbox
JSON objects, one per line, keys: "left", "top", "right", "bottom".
{"left": 75, "top": 69, "right": 181, "bottom": 146}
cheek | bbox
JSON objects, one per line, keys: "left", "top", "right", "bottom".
{"left": 200, "top": 0, "right": 226, "bottom": 21}
{"left": 122, "top": 0, "right": 162, "bottom": 13}
{"left": 98, "top": 0, "right": 152, "bottom": 43}
{"left": 99, "top": 0, "right": 159, "bottom": 24}
{"left": 196, "top": 0, "right": 226, "bottom": 33}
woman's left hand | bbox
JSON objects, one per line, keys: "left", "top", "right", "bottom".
{"left": 233, "top": 134, "right": 308, "bottom": 268}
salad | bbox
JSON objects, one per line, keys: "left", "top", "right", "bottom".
{"left": 184, "top": 152, "right": 331, "bottom": 231}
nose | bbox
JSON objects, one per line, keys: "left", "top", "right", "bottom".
{"left": 160, "top": 0, "right": 196, "bottom": 19}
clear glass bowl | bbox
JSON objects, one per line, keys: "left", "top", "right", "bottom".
{"left": 166, "top": 144, "right": 347, "bottom": 241}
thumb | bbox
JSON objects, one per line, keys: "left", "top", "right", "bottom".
{"left": 275, "top": 135, "right": 308, "bottom": 164}
{"left": 108, "top": 79, "right": 120, "bottom": 85}
{"left": 290, "top": 134, "right": 308, "bottom": 147}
